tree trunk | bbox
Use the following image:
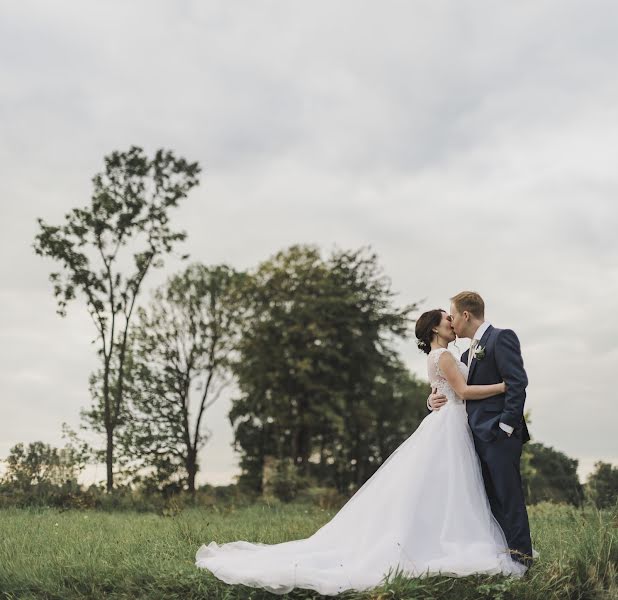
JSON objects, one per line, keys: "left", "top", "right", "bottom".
{"left": 186, "top": 449, "right": 197, "bottom": 495}
{"left": 106, "top": 426, "right": 114, "bottom": 493}
{"left": 103, "top": 353, "right": 114, "bottom": 494}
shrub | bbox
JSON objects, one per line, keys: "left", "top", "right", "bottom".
{"left": 586, "top": 461, "right": 618, "bottom": 509}
{"left": 296, "top": 486, "right": 347, "bottom": 509}
{"left": 264, "top": 458, "right": 313, "bottom": 503}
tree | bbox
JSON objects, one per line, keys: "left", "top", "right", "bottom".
{"left": 33, "top": 146, "right": 200, "bottom": 492}
{"left": 118, "top": 263, "right": 246, "bottom": 494}
{"left": 586, "top": 461, "right": 618, "bottom": 509}
{"left": 327, "top": 248, "right": 419, "bottom": 491}
{"left": 360, "top": 360, "right": 430, "bottom": 483}
{"left": 229, "top": 245, "right": 419, "bottom": 493}
{"left": 521, "top": 442, "right": 584, "bottom": 506}
{"left": 2, "top": 440, "right": 88, "bottom": 490}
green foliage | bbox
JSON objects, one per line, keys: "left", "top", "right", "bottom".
{"left": 264, "top": 457, "right": 314, "bottom": 503}
{"left": 586, "top": 461, "right": 618, "bottom": 509}
{"left": 0, "top": 473, "right": 257, "bottom": 513}
{"left": 295, "top": 486, "right": 348, "bottom": 510}
{"left": 0, "top": 439, "right": 93, "bottom": 509}
{"left": 521, "top": 442, "right": 584, "bottom": 506}
{"left": 2, "top": 440, "right": 88, "bottom": 489}
{"left": 33, "top": 146, "right": 200, "bottom": 492}
{"left": 229, "top": 244, "right": 422, "bottom": 494}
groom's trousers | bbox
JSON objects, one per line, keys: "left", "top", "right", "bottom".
{"left": 472, "top": 428, "right": 533, "bottom": 567}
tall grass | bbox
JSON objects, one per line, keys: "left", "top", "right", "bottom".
{"left": 0, "top": 502, "right": 615, "bottom": 599}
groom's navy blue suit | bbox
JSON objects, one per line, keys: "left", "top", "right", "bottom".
{"left": 462, "top": 325, "right": 533, "bottom": 567}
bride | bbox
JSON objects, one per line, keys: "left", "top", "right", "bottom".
{"left": 195, "top": 308, "right": 528, "bottom": 595}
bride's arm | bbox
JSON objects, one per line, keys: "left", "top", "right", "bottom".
{"left": 438, "top": 352, "right": 505, "bottom": 401}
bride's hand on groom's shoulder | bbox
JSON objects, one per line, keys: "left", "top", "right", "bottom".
{"left": 428, "top": 388, "right": 447, "bottom": 411}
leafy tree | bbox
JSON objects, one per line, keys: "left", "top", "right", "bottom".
{"left": 521, "top": 442, "right": 584, "bottom": 506}
{"left": 520, "top": 410, "right": 536, "bottom": 483}
{"left": 586, "top": 461, "right": 618, "bottom": 509}
{"left": 359, "top": 360, "right": 430, "bottom": 485}
{"left": 118, "top": 263, "right": 246, "bottom": 494}
{"left": 229, "top": 245, "right": 419, "bottom": 494}
{"left": 327, "top": 249, "right": 420, "bottom": 491}
{"left": 33, "top": 146, "right": 200, "bottom": 492}
{"left": 2, "top": 440, "right": 87, "bottom": 490}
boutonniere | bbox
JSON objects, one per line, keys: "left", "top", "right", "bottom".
{"left": 474, "top": 345, "right": 486, "bottom": 360}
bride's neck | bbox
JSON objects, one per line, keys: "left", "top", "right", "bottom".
{"left": 430, "top": 340, "right": 448, "bottom": 351}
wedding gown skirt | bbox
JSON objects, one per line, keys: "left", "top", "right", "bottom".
{"left": 195, "top": 399, "right": 526, "bottom": 596}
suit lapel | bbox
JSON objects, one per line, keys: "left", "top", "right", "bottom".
{"left": 461, "top": 350, "right": 469, "bottom": 365}
{"left": 467, "top": 325, "right": 493, "bottom": 383}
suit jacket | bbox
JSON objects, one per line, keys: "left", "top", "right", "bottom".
{"left": 461, "top": 325, "right": 530, "bottom": 444}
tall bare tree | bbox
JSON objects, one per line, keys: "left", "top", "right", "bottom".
{"left": 33, "top": 146, "right": 200, "bottom": 492}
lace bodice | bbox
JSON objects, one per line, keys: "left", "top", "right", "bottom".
{"left": 427, "top": 348, "right": 468, "bottom": 405}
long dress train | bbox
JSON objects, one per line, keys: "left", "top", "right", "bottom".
{"left": 195, "top": 347, "right": 526, "bottom": 595}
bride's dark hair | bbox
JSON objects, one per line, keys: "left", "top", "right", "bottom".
{"left": 415, "top": 309, "right": 445, "bottom": 354}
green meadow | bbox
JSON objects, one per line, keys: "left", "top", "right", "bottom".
{"left": 0, "top": 502, "right": 615, "bottom": 600}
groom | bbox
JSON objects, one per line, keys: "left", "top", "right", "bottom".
{"left": 428, "top": 291, "right": 533, "bottom": 568}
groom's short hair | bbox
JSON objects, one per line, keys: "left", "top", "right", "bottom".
{"left": 451, "top": 291, "right": 485, "bottom": 318}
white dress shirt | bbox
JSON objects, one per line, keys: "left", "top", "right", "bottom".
{"left": 470, "top": 321, "right": 491, "bottom": 350}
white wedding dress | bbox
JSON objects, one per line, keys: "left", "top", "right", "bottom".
{"left": 195, "top": 347, "right": 527, "bottom": 595}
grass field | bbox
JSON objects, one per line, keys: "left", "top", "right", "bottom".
{"left": 0, "top": 502, "right": 615, "bottom": 599}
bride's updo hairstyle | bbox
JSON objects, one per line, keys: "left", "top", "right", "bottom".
{"left": 415, "top": 309, "right": 445, "bottom": 354}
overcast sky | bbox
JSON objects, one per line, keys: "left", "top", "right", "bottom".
{"left": 1, "top": 0, "right": 617, "bottom": 485}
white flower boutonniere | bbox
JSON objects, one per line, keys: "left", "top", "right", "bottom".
{"left": 474, "top": 345, "right": 486, "bottom": 360}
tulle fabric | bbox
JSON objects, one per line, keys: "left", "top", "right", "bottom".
{"left": 195, "top": 351, "right": 526, "bottom": 595}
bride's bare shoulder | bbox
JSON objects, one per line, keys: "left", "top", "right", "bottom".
{"left": 436, "top": 348, "right": 456, "bottom": 364}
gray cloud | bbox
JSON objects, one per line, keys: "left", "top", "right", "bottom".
{"left": 1, "top": 0, "right": 617, "bottom": 484}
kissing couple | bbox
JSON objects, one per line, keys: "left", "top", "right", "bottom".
{"left": 195, "top": 291, "right": 534, "bottom": 596}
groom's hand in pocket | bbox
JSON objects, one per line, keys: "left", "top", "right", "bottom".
{"left": 428, "top": 388, "right": 447, "bottom": 411}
